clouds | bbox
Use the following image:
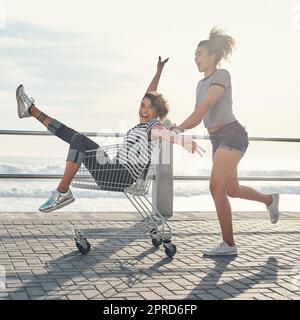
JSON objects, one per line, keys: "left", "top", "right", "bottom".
{"left": 0, "top": 5, "right": 6, "bottom": 29}
{"left": 0, "top": 0, "right": 298, "bottom": 171}
{"left": 0, "top": 0, "right": 300, "bottom": 137}
{"left": 0, "top": 21, "right": 144, "bottom": 125}
{"left": 0, "top": 22, "right": 120, "bottom": 88}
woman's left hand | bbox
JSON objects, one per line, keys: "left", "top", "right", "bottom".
{"left": 157, "top": 56, "right": 169, "bottom": 71}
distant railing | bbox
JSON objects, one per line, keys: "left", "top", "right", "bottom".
{"left": 0, "top": 174, "right": 299, "bottom": 182}
{"left": 1, "top": 129, "right": 300, "bottom": 217}
{"left": 1, "top": 129, "right": 300, "bottom": 142}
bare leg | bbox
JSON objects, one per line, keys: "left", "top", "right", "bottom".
{"left": 226, "top": 172, "right": 273, "bottom": 206}
{"left": 57, "top": 161, "right": 80, "bottom": 193}
{"left": 210, "top": 148, "right": 243, "bottom": 247}
{"left": 30, "top": 105, "right": 53, "bottom": 128}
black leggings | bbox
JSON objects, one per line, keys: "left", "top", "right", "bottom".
{"left": 47, "top": 119, "right": 135, "bottom": 191}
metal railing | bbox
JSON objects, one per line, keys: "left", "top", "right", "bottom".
{"left": 0, "top": 174, "right": 299, "bottom": 182}
{"left": 1, "top": 129, "right": 300, "bottom": 142}
{"left": 1, "top": 129, "right": 300, "bottom": 216}
{"left": 1, "top": 129, "right": 299, "bottom": 182}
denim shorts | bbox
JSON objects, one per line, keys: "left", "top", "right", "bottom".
{"left": 209, "top": 120, "right": 249, "bottom": 158}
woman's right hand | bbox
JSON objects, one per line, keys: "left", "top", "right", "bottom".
{"left": 180, "top": 136, "right": 205, "bottom": 157}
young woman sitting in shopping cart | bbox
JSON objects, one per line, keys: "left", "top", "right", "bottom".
{"left": 16, "top": 57, "right": 205, "bottom": 212}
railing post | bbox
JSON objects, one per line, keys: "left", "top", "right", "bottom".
{"left": 152, "top": 141, "right": 173, "bottom": 218}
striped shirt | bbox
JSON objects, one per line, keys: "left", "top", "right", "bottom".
{"left": 117, "top": 119, "right": 161, "bottom": 180}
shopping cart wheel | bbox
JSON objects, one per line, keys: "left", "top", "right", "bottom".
{"left": 149, "top": 228, "right": 162, "bottom": 247}
{"left": 75, "top": 238, "right": 91, "bottom": 254}
{"left": 152, "top": 238, "right": 163, "bottom": 247}
{"left": 163, "top": 242, "right": 177, "bottom": 257}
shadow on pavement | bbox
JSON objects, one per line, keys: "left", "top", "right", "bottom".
{"left": 185, "top": 256, "right": 278, "bottom": 300}
{"left": 8, "top": 221, "right": 173, "bottom": 299}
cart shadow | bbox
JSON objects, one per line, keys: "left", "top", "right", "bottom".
{"left": 8, "top": 222, "right": 172, "bottom": 299}
{"left": 117, "top": 248, "right": 174, "bottom": 287}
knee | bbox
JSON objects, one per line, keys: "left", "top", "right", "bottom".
{"left": 70, "top": 133, "right": 85, "bottom": 146}
{"left": 71, "top": 133, "right": 85, "bottom": 142}
{"left": 209, "top": 182, "right": 226, "bottom": 198}
{"left": 226, "top": 188, "right": 240, "bottom": 198}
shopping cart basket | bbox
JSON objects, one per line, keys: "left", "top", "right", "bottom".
{"left": 71, "top": 141, "right": 177, "bottom": 257}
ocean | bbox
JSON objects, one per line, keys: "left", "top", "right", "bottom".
{"left": 0, "top": 153, "right": 299, "bottom": 213}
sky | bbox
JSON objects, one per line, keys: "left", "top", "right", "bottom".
{"left": 0, "top": 0, "right": 300, "bottom": 170}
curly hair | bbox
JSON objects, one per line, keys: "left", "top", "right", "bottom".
{"left": 198, "top": 27, "right": 236, "bottom": 65}
{"left": 143, "top": 91, "right": 169, "bottom": 121}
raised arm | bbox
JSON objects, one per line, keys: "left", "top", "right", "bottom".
{"left": 146, "top": 56, "right": 169, "bottom": 92}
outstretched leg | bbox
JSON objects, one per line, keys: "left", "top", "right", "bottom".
{"left": 16, "top": 85, "right": 98, "bottom": 212}
{"left": 29, "top": 105, "right": 53, "bottom": 129}
{"left": 19, "top": 85, "right": 111, "bottom": 209}
{"left": 30, "top": 104, "right": 79, "bottom": 144}
{"left": 16, "top": 84, "right": 79, "bottom": 144}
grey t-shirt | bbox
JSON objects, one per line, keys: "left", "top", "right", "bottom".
{"left": 195, "top": 69, "right": 236, "bottom": 128}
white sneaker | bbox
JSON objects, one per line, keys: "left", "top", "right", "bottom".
{"left": 16, "top": 84, "right": 34, "bottom": 118}
{"left": 267, "top": 193, "right": 280, "bottom": 224}
{"left": 203, "top": 241, "right": 238, "bottom": 256}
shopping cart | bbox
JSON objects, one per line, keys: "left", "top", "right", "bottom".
{"left": 71, "top": 140, "right": 177, "bottom": 257}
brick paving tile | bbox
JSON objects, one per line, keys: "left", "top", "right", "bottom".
{"left": 0, "top": 212, "right": 299, "bottom": 300}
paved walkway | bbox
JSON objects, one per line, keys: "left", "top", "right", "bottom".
{"left": 0, "top": 211, "right": 299, "bottom": 300}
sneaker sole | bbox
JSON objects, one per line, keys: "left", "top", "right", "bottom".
{"left": 39, "top": 197, "right": 75, "bottom": 213}
{"left": 203, "top": 251, "right": 238, "bottom": 256}
{"left": 270, "top": 193, "right": 280, "bottom": 224}
{"left": 16, "top": 85, "right": 23, "bottom": 118}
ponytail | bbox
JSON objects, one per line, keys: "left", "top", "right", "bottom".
{"left": 198, "top": 27, "right": 236, "bottom": 65}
